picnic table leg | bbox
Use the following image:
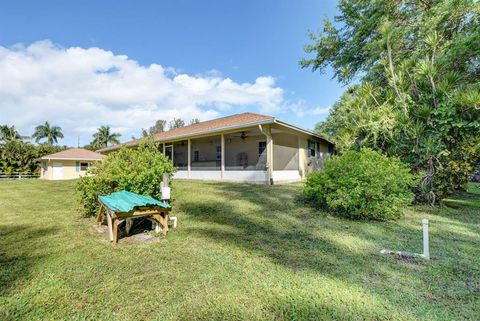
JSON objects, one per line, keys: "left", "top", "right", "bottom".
{"left": 153, "top": 213, "right": 168, "bottom": 235}
{"left": 112, "top": 218, "right": 119, "bottom": 243}
{"left": 106, "top": 211, "right": 114, "bottom": 242}
{"left": 125, "top": 218, "right": 133, "bottom": 235}
{"left": 162, "top": 213, "right": 169, "bottom": 235}
{"left": 96, "top": 205, "right": 103, "bottom": 225}
{"left": 164, "top": 213, "right": 169, "bottom": 233}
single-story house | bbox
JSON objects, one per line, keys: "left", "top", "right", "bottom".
{"left": 40, "top": 148, "right": 104, "bottom": 180}
{"left": 98, "top": 112, "right": 334, "bottom": 184}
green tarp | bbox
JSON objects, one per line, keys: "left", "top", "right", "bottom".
{"left": 99, "top": 190, "right": 171, "bottom": 213}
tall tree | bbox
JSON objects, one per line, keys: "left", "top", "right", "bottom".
{"left": 189, "top": 118, "right": 200, "bottom": 125}
{"left": 142, "top": 119, "right": 167, "bottom": 137}
{"left": 168, "top": 118, "right": 185, "bottom": 130}
{"left": 92, "top": 125, "right": 121, "bottom": 149}
{"left": 32, "top": 121, "right": 64, "bottom": 145}
{"left": 0, "top": 125, "right": 24, "bottom": 143}
{"left": 303, "top": 0, "right": 480, "bottom": 203}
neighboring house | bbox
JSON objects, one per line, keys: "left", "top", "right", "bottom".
{"left": 40, "top": 148, "right": 104, "bottom": 180}
{"left": 98, "top": 113, "right": 334, "bottom": 184}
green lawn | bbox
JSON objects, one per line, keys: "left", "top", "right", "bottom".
{"left": 0, "top": 180, "right": 479, "bottom": 321}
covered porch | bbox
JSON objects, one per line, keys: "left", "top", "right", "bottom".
{"left": 162, "top": 125, "right": 302, "bottom": 184}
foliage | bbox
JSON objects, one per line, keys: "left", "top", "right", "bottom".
{"left": 90, "top": 125, "right": 121, "bottom": 149}
{"left": 32, "top": 121, "right": 64, "bottom": 145}
{"left": 142, "top": 119, "right": 167, "bottom": 137}
{"left": 303, "top": 0, "right": 480, "bottom": 203}
{"left": 81, "top": 143, "right": 97, "bottom": 151}
{"left": 0, "top": 125, "right": 25, "bottom": 143}
{"left": 168, "top": 118, "right": 185, "bottom": 130}
{"left": 0, "top": 141, "right": 64, "bottom": 174}
{"left": 304, "top": 148, "right": 417, "bottom": 220}
{"left": 76, "top": 138, "right": 176, "bottom": 216}
{"left": 189, "top": 118, "right": 200, "bottom": 125}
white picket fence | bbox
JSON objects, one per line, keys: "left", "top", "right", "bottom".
{"left": 0, "top": 172, "right": 40, "bottom": 179}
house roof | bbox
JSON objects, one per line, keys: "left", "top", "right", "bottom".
{"left": 40, "top": 148, "right": 105, "bottom": 161}
{"left": 97, "top": 112, "right": 331, "bottom": 153}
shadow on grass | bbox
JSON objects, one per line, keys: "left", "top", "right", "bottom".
{"left": 178, "top": 197, "right": 422, "bottom": 319}
{"left": 177, "top": 181, "right": 426, "bottom": 276}
{"left": 418, "top": 198, "right": 480, "bottom": 228}
{"left": 173, "top": 180, "right": 480, "bottom": 319}
{"left": 0, "top": 224, "right": 58, "bottom": 296}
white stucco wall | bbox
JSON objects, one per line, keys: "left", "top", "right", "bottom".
{"left": 40, "top": 159, "right": 95, "bottom": 180}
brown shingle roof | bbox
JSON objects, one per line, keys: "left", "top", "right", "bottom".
{"left": 41, "top": 148, "right": 105, "bottom": 160}
{"left": 98, "top": 112, "right": 274, "bottom": 152}
{"left": 154, "top": 112, "right": 272, "bottom": 140}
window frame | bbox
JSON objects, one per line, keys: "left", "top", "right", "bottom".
{"left": 80, "top": 162, "right": 89, "bottom": 171}
{"left": 308, "top": 140, "right": 316, "bottom": 157}
{"left": 258, "top": 141, "right": 267, "bottom": 158}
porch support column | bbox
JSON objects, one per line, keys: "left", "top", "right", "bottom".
{"left": 163, "top": 143, "right": 166, "bottom": 155}
{"left": 259, "top": 124, "right": 273, "bottom": 185}
{"left": 221, "top": 134, "right": 225, "bottom": 179}
{"left": 187, "top": 139, "right": 191, "bottom": 178}
{"left": 297, "top": 135, "right": 303, "bottom": 179}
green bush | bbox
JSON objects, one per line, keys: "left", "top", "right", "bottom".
{"left": 304, "top": 148, "right": 417, "bottom": 220}
{"left": 0, "top": 141, "right": 65, "bottom": 175}
{"left": 76, "top": 139, "right": 176, "bottom": 216}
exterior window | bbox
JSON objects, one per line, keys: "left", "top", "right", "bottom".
{"left": 165, "top": 145, "right": 173, "bottom": 160}
{"left": 216, "top": 146, "right": 221, "bottom": 160}
{"left": 258, "top": 141, "right": 266, "bottom": 157}
{"left": 328, "top": 144, "right": 334, "bottom": 154}
{"left": 80, "top": 162, "right": 89, "bottom": 171}
{"left": 193, "top": 150, "right": 200, "bottom": 162}
{"left": 308, "top": 140, "right": 316, "bottom": 157}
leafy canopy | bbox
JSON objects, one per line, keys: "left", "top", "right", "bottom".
{"left": 142, "top": 119, "right": 167, "bottom": 137}
{"left": 303, "top": 0, "right": 480, "bottom": 203}
{"left": 91, "top": 125, "right": 121, "bottom": 149}
{"left": 0, "top": 140, "right": 64, "bottom": 175}
{"left": 304, "top": 148, "right": 418, "bottom": 220}
{"left": 32, "top": 121, "right": 64, "bottom": 145}
{"left": 0, "top": 125, "right": 26, "bottom": 143}
{"left": 168, "top": 118, "right": 185, "bottom": 130}
{"left": 76, "top": 138, "right": 176, "bottom": 216}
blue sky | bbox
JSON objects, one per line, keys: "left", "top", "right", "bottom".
{"left": 0, "top": 0, "right": 343, "bottom": 146}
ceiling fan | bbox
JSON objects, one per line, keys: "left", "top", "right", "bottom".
{"left": 230, "top": 131, "right": 249, "bottom": 140}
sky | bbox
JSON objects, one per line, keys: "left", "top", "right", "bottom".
{"left": 0, "top": 0, "right": 344, "bottom": 146}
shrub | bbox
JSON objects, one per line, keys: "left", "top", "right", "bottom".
{"left": 76, "top": 139, "right": 176, "bottom": 216}
{"left": 0, "top": 141, "right": 65, "bottom": 175}
{"left": 304, "top": 148, "right": 417, "bottom": 220}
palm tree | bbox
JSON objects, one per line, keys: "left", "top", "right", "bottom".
{"left": 0, "top": 125, "right": 24, "bottom": 143}
{"left": 32, "top": 121, "right": 64, "bottom": 145}
{"left": 92, "top": 125, "right": 121, "bottom": 149}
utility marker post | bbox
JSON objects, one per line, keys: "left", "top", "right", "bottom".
{"left": 381, "top": 219, "right": 431, "bottom": 260}
{"left": 422, "top": 219, "right": 430, "bottom": 260}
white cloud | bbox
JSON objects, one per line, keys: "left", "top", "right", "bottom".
{"left": 283, "top": 99, "right": 331, "bottom": 118}
{"left": 310, "top": 106, "right": 331, "bottom": 115}
{"left": 0, "top": 40, "right": 285, "bottom": 145}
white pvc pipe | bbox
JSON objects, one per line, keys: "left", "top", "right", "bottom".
{"left": 422, "top": 219, "right": 430, "bottom": 260}
{"left": 169, "top": 216, "right": 177, "bottom": 228}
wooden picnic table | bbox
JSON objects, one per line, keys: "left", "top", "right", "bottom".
{"left": 96, "top": 190, "right": 172, "bottom": 243}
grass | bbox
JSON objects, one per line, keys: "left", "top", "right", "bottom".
{"left": 0, "top": 179, "right": 479, "bottom": 321}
